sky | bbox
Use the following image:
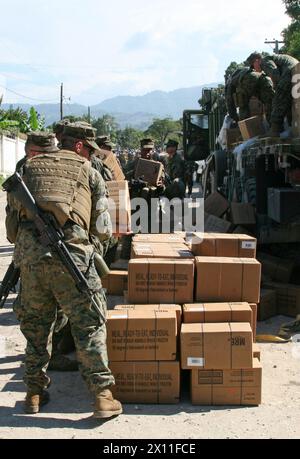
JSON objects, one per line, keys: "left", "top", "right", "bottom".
{"left": 0, "top": 0, "right": 291, "bottom": 106}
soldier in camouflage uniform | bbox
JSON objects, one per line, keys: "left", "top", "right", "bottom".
{"left": 9, "top": 123, "right": 122, "bottom": 418}
{"left": 184, "top": 160, "right": 197, "bottom": 197}
{"left": 164, "top": 140, "right": 186, "bottom": 200}
{"left": 247, "top": 52, "right": 299, "bottom": 135}
{"left": 226, "top": 67, "right": 275, "bottom": 123}
{"left": 4, "top": 133, "right": 77, "bottom": 373}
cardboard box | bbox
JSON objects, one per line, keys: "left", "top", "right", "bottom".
{"left": 195, "top": 257, "right": 261, "bottom": 303}
{"left": 183, "top": 303, "right": 253, "bottom": 329}
{"left": 249, "top": 303, "right": 258, "bottom": 342}
{"left": 204, "top": 213, "right": 232, "bottom": 233}
{"left": 100, "top": 150, "right": 125, "bottom": 181}
{"left": 225, "top": 128, "right": 242, "bottom": 148}
{"left": 111, "top": 361, "right": 180, "bottom": 404}
{"left": 191, "top": 358, "right": 262, "bottom": 406}
{"left": 134, "top": 158, "right": 164, "bottom": 186}
{"left": 238, "top": 116, "right": 266, "bottom": 140}
{"left": 249, "top": 97, "right": 264, "bottom": 117}
{"left": 191, "top": 233, "right": 257, "bottom": 258}
{"left": 102, "top": 271, "right": 128, "bottom": 296}
{"left": 114, "top": 304, "right": 182, "bottom": 334}
{"left": 258, "top": 289, "right": 277, "bottom": 321}
{"left": 131, "top": 242, "right": 193, "bottom": 260}
{"left": 181, "top": 322, "right": 253, "bottom": 370}
{"left": 263, "top": 282, "right": 300, "bottom": 317}
{"left": 230, "top": 203, "right": 256, "bottom": 226}
{"left": 107, "top": 181, "right": 131, "bottom": 233}
{"left": 107, "top": 310, "right": 177, "bottom": 361}
{"left": 128, "top": 258, "right": 195, "bottom": 304}
{"left": 132, "top": 234, "right": 186, "bottom": 244}
{"left": 204, "top": 192, "right": 229, "bottom": 218}
{"left": 258, "top": 253, "right": 295, "bottom": 284}
{"left": 253, "top": 344, "right": 261, "bottom": 361}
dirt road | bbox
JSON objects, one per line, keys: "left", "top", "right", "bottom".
{"left": 1, "top": 190, "right": 300, "bottom": 439}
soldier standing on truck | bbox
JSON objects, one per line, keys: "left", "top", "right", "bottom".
{"left": 247, "top": 52, "right": 299, "bottom": 136}
{"left": 225, "top": 67, "right": 275, "bottom": 124}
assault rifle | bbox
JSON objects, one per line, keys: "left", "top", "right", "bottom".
{"left": 0, "top": 261, "right": 20, "bottom": 309}
{"left": 2, "top": 173, "right": 106, "bottom": 324}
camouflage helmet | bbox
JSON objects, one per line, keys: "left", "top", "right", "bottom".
{"left": 141, "top": 138, "right": 154, "bottom": 149}
{"left": 166, "top": 139, "right": 179, "bottom": 149}
{"left": 96, "top": 135, "right": 110, "bottom": 147}
{"left": 53, "top": 118, "right": 71, "bottom": 135}
{"left": 26, "top": 131, "right": 59, "bottom": 153}
{"left": 102, "top": 140, "right": 116, "bottom": 150}
{"left": 62, "top": 122, "right": 100, "bottom": 151}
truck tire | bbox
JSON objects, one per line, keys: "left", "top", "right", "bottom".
{"left": 245, "top": 178, "right": 257, "bottom": 206}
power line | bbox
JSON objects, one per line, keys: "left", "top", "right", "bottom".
{"left": 264, "top": 38, "right": 285, "bottom": 54}
{"left": 0, "top": 83, "right": 58, "bottom": 103}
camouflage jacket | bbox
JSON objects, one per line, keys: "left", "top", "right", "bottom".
{"left": 166, "top": 153, "right": 185, "bottom": 182}
{"left": 11, "top": 155, "right": 112, "bottom": 270}
{"left": 261, "top": 54, "right": 299, "bottom": 85}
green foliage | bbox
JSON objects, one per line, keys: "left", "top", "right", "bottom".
{"left": 281, "top": 0, "right": 300, "bottom": 59}
{"left": 0, "top": 175, "right": 5, "bottom": 186}
{"left": 284, "top": 0, "right": 300, "bottom": 19}
{"left": 0, "top": 105, "right": 45, "bottom": 134}
{"left": 224, "top": 62, "right": 243, "bottom": 82}
{"left": 92, "top": 114, "right": 118, "bottom": 141}
{"left": 116, "top": 126, "right": 143, "bottom": 149}
{"left": 145, "top": 118, "right": 182, "bottom": 148}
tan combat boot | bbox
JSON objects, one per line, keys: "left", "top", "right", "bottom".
{"left": 93, "top": 388, "right": 123, "bottom": 419}
{"left": 23, "top": 390, "right": 50, "bottom": 414}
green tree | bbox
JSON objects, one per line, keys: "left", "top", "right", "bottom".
{"left": 0, "top": 106, "right": 29, "bottom": 132}
{"left": 281, "top": 0, "right": 300, "bottom": 59}
{"left": 92, "top": 114, "right": 118, "bottom": 141}
{"left": 224, "top": 62, "right": 243, "bottom": 82}
{"left": 145, "top": 117, "right": 182, "bottom": 148}
{"left": 116, "top": 126, "right": 143, "bottom": 149}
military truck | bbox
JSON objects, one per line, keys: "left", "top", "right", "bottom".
{"left": 183, "top": 86, "right": 300, "bottom": 245}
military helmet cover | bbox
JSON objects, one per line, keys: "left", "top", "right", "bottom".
{"left": 166, "top": 139, "right": 179, "bottom": 148}
{"left": 141, "top": 138, "right": 154, "bottom": 149}
{"left": 62, "top": 122, "right": 100, "bottom": 151}
{"left": 26, "top": 131, "right": 59, "bottom": 153}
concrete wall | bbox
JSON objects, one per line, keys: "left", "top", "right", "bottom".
{"left": 0, "top": 135, "right": 26, "bottom": 176}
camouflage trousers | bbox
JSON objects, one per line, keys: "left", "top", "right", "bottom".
{"left": 271, "top": 72, "right": 293, "bottom": 126}
{"left": 13, "top": 291, "right": 73, "bottom": 357}
{"left": 19, "top": 258, "right": 114, "bottom": 394}
{"left": 165, "top": 179, "right": 186, "bottom": 200}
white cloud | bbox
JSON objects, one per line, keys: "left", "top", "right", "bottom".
{"left": 0, "top": 0, "right": 291, "bottom": 104}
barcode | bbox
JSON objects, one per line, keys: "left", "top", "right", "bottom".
{"left": 187, "top": 357, "right": 204, "bottom": 367}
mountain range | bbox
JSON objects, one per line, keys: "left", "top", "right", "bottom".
{"left": 2, "top": 83, "right": 219, "bottom": 130}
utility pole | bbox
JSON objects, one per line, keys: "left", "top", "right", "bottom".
{"left": 87, "top": 106, "right": 91, "bottom": 123}
{"left": 60, "top": 83, "right": 64, "bottom": 120}
{"left": 264, "top": 38, "right": 285, "bottom": 54}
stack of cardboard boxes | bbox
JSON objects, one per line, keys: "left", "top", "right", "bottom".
{"left": 183, "top": 232, "right": 262, "bottom": 406}
{"left": 105, "top": 232, "right": 262, "bottom": 406}
{"left": 107, "top": 308, "right": 181, "bottom": 404}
